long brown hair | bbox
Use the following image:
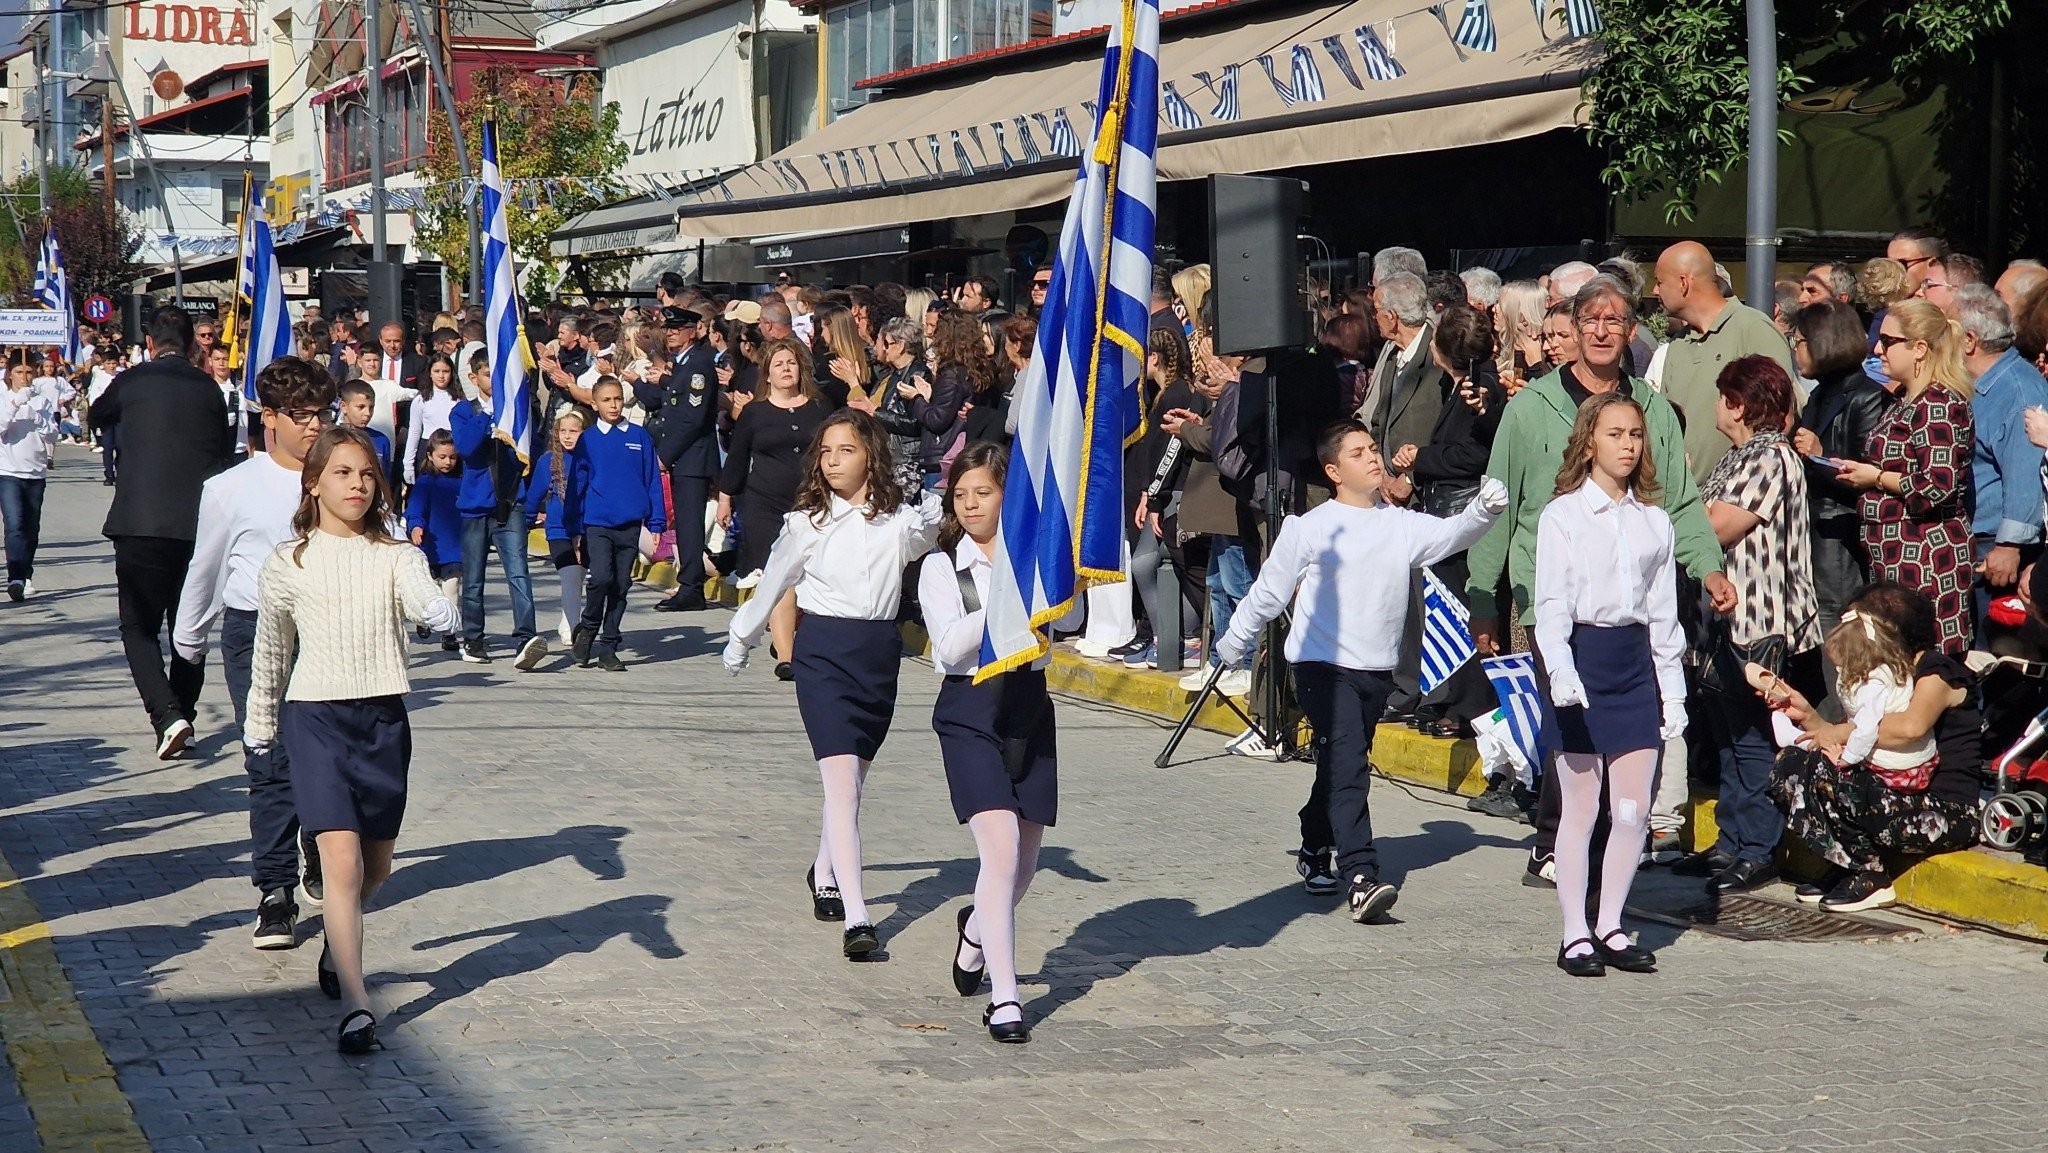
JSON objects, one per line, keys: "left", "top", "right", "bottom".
{"left": 793, "top": 409, "right": 905, "bottom": 523}
{"left": 1552, "top": 391, "right": 1661, "bottom": 504}
{"left": 938, "top": 441, "right": 1008, "bottom": 552}
{"left": 930, "top": 310, "right": 997, "bottom": 397}
{"left": 816, "top": 309, "right": 872, "bottom": 396}
{"left": 290, "top": 427, "right": 398, "bottom": 565}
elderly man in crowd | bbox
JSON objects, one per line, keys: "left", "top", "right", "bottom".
{"left": 1955, "top": 283, "right": 2048, "bottom": 638}
{"left": 1652, "top": 241, "right": 1797, "bottom": 483}
{"left": 1798, "top": 262, "right": 1857, "bottom": 306}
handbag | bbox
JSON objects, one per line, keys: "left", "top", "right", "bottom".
{"left": 1696, "top": 613, "right": 1788, "bottom": 699}
{"left": 1417, "top": 480, "right": 1481, "bottom": 519}
{"left": 953, "top": 557, "right": 1038, "bottom": 782}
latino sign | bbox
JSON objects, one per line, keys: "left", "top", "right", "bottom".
{"left": 599, "top": 6, "right": 758, "bottom": 178}
{"left": 124, "top": 4, "right": 257, "bottom": 46}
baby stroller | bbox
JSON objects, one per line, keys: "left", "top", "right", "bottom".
{"left": 1972, "top": 653, "right": 2048, "bottom": 864}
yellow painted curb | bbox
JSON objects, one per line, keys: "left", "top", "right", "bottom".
{"left": 0, "top": 854, "right": 150, "bottom": 1152}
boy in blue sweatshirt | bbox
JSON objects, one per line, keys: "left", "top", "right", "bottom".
{"left": 450, "top": 350, "right": 543, "bottom": 670}
{"left": 406, "top": 429, "right": 468, "bottom": 651}
{"left": 570, "top": 377, "right": 667, "bottom": 670}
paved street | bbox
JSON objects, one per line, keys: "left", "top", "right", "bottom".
{"left": 3, "top": 447, "right": 2047, "bottom": 1153}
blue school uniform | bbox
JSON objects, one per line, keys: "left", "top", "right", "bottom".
{"left": 522, "top": 451, "right": 585, "bottom": 543}
{"left": 405, "top": 470, "right": 466, "bottom": 576}
{"left": 569, "top": 420, "right": 666, "bottom": 655}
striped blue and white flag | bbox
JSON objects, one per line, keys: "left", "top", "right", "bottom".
{"left": 480, "top": 120, "right": 533, "bottom": 462}
{"left": 1482, "top": 653, "right": 1547, "bottom": 775}
{"left": 1161, "top": 82, "right": 1201, "bottom": 131}
{"left": 1320, "top": 35, "right": 1364, "bottom": 90}
{"left": 1291, "top": 45, "right": 1326, "bottom": 103}
{"left": 1420, "top": 568, "right": 1475, "bottom": 694}
{"left": 243, "top": 217, "right": 292, "bottom": 403}
{"left": 1202, "top": 64, "right": 1240, "bottom": 121}
{"left": 1565, "top": 0, "right": 1603, "bottom": 36}
{"left": 977, "top": 0, "right": 1158, "bottom": 681}
{"left": 1453, "top": 0, "right": 1499, "bottom": 52}
{"left": 31, "top": 227, "right": 77, "bottom": 364}
{"left": 1355, "top": 25, "right": 1406, "bottom": 81}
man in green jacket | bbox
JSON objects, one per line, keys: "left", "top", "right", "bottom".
{"left": 1464, "top": 277, "right": 1736, "bottom": 885}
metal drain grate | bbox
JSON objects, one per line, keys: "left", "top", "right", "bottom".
{"left": 1623, "top": 891, "right": 1919, "bottom": 943}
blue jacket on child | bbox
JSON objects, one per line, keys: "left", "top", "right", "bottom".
{"left": 571, "top": 419, "right": 667, "bottom": 533}
{"left": 449, "top": 399, "right": 525, "bottom": 519}
{"left": 522, "top": 451, "right": 585, "bottom": 541}
{"left": 406, "top": 470, "right": 467, "bottom": 568}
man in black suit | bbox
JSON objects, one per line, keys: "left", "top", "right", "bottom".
{"left": 367, "top": 322, "right": 426, "bottom": 482}
{"left": 636, "top": 307, "right": 718, "bottom": 611}
{"left": 91, "top": 307, "right": 237, "bottom": 759}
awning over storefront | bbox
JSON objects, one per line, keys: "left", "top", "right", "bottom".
{"left": 675, "top": 0, "right": 1598, "bottom": 240}
{"left": 551, "top": 195, "right": 683, "bottom": 257}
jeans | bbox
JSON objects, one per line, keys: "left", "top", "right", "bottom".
{"left": 99, "top": 423, "right": 118, "bottom": 481}
{"left": 112, "top": 535, "right": 204, "bottom": 734}
{"left": 1206, "top": 534, "right": 1254, "bottom": 669}
{"left": 221, "top": 608, "right": 300, "bottom": 891}
{"left": 0, "top": 474, "right": 46, "bottom": 584}
{"left": 580, "top": 523, "right": 640, "bottom": 651}
{"left": 1707, "top": 690, "right": 1784, "bottom": 864}
{"left": 1294, "top": 662, "right": 1395, "bottom": 880}
{"left": 460, "top": 513, "right": 536, "bottom": 645}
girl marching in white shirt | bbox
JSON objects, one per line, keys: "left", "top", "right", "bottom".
{"left": 1533, "top": 393, "right": 1684, "bottom": 978}
{"left": 723, "top": 410, "right": 943, "bottom": 958}
{"left": 917, "top": 442, "right": 1054, "bottom": 1043}
{"left": 246, "top": 427, "right": 456, "bottom": 1053}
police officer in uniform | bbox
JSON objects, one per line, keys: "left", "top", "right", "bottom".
{"left": 639, "top": 307, "right": 719, "bottom": 611}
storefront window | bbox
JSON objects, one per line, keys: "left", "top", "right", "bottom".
{"left": 827, "top": 0, "right": 1046, "bottom": 120}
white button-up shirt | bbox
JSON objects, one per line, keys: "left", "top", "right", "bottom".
{"left": 916, "top": 542, "right": 1053, "bottom": 677}
{"left": 728, "top": 490, "right": 944, "bottom": 647}
{"left": 1532, "top": 479, "right": 1686, "bottom": 705}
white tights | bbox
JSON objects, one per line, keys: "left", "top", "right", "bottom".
{"left": 557, "top": 564, "right": 585, "bottom": 639}
{"left": 812, "top": 756, "right": 872, "bottom": 926}
{"left": 1555, "top": 748, "right": 1657, "bottom": 957}
{"left": 956, "top": 811, "right": 1045, "bottom": 1027}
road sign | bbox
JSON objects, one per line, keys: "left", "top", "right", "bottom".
{"left": 83, "top": 294, "right": 113, "bottom": 323}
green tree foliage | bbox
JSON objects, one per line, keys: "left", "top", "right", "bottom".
{"left": 0, "top": 166, "right": 144, "bottom": 301}
{"left": 414, "top": 67, "right": 628, "bottom": 292}
{"left": 1584, "top": 0, "right": 2013, "bottom": 223}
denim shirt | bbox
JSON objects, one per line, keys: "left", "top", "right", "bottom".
{"left": 1970, "top": 348, "right": 2048, "bottom": 544}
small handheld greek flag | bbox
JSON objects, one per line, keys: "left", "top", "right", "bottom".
{"left": 1420, "top": 568, "right": 1475, "bottom": 694}
{"left": 1482, "top": 654, "right": 1547, "bottom": 775}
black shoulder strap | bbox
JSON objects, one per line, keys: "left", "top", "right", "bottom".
{"left": 952, "top": 548, "right": 981, "bottom": 614}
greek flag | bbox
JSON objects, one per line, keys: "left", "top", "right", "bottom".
{"left": 1420, "top": 568, "right": 1475, "bottom": 694}
{"left": 1199, "top": 64, "right": 1240, "bottom": 121}
{"left": 1321, "top": 35, "right": 1364, "bottom": 89}
{"left": 978, "top": 0, "right": 1158, "bottom": 680}
{"left": 1256, "top": 46, "right": 1324, "bottom": 107}
{"left": 1355, "top": 26, "right": 1406, "bottom": 81}
{"left": 1482, "top": 654, "right": 1546, "bottom": 776}
{"left": 1161, "top": 82, "right": 1201, "bottom": 131}
{"left": 1453, "top": 0, "right": 1499, "bottom": 52}
{"left": 243, "top": 217, "right": 292, "bottom": 404}
{"left": 31, "top": 227, "right": 77, "bottom": 363}
{"left": 1565, "top": 0, "right": 1603, "bottom": 36}
{"left": 480, "top": 120, "right": 533, "bottom": 463}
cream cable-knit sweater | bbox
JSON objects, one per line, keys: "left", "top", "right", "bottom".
{"left": 245, "top": 531, "right": 455, "bottom": 745}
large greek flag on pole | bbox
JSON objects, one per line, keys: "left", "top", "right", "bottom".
{"left": 243, "top": 216, "right": 292, "bottom": 404}
{"left": 481, "top": 120, "right": 533, "bottom": 462}
{"left": 32, "top": 228, "right": 77, "bottom": 364}
{"left": 977, "top": 0, "right": 1158, "bottom": 681}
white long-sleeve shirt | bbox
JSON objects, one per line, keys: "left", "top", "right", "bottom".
{"left": 917, "top": 543, "right": 1051, "bottom": 676}
{"left": 403, "top": 389, "right": 459, "bottom": 482}
{"left": 728, "top": 490, "right": 944, "bottom": 647}
{"left": 0, "top": 385, "right": 59, "bottom": 479}
{"left": 1843, "top": 667, "right": 1936, "bottom": 770}
{"left": 245, "top": 532, "right": 455, "bottom": 745}
{"left": 1218, "top": 496, "right": 1499, "bottom": 672}
{"left": 1532, "top": 479, "right": 1686, "bottom": 706}
{"left": 173, "top": 453, "right": 305, "bottom": 662}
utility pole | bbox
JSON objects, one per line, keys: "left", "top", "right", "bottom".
{"left": 366, "top": 0, "right": 388, "bottom": 261}
{"left": 407, "top": 0, "right": 478, "bottom": 307}
{"left": 1743, "top": 0, "right": 1778, "bottom": 311}
{"left": 35, "top": 23, "right": 50, "bottom": 213}
{"left": 100, "top": 96, "right": 114, "bottom": 227}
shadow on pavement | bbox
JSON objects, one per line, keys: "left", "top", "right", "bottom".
{"left": 375, "top": 824, "right": 632, "bottom": 909}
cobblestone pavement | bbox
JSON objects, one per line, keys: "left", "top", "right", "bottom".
{"left": 3, "top": 451, "right": 2047, "bottom": 1153}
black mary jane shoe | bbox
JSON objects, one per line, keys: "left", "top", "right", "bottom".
{"left": 337, "top": 1009, "right": 382, "bottom": 1055}
{"left": 317, "top": 942, "right": 341, "bottom": 1000}
{"left": 1591, "top": 929, "right": 1657, "bottom": 973}
{"left": 983, "top": 1000, "right": 1031, "bottom": 1044}
{"left": 843, "top": 923, "right": 879, "bottom": 958}
{"left": 806, "top": 866, "right": 845, "bottom": 922}
{"left": 1556, "top": 938, "right": 1606, "bottom": 978}
{"left": 952, "top": 905, "right": 985, "bottom": 997}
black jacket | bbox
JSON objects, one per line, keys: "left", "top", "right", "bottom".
{"left": 1409, "top": 362, "right": 1506, "bottom": 496}
{"left": 1799, "top": 366, "right": 1891, "bottom": 526}
{"left": 636, "top": 341, "right": 719, "bottom": 477}
{"left": 91, "top": 354, "right": 236, "bottom": 541}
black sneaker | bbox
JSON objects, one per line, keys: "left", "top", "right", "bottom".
{"left": 5, "top": 580, "right": 22, "bottom": 602}
{"left": 1347, "top": 875, "right": 1399, "bottom": 922}
{"left": 1467, "top": 777, "right": 1529, "bottom": 822}
{"left": 1293, "top": 847, "right": 1339, "bottom": 895}
{"left": 1794, "top": 866, "right": 1849, "bottom": 905}
{"left": 1522, "top": 853, "right": 1557, "bottom": 889}
{"left": 513, "top": 635, "right": 549, "bottom": 671}
{"left": 572, "top": 625, "right": 596, "bottom": 667}
{"left": 252, "top": 888, "right": 298, "bottom": 950}
{"left": 298, "top": 842, "right": 325, "bottom": 912}
{"left": 441, "top": 634, "right": 460, "bottom": 651}
{"left": 1108, "top": 634, "right": 1152, "bottom": 660}
{"left": 460, "top": 640, "right": 492, "bottom": 664}
{"left": 596, "top": 650, "right": 627, "bottom": 672}
{"left": 1819, "top": 870, "right": 1896, "bottom": 912}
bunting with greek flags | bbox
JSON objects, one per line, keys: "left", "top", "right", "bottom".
{"left": 480, "top": 120, "right": 534, "bottom": 463}
{"left": 1419, "top": 568, "right": 1475, "bottom": 694}
{"left": 977, "top": 0, "right": 1158, "bottom": 681}
{"left": 1482, "top": 653, "right": 1547, "bottom": 777}
{"left": 1450, "top": 0, "right": 1499, "bottom": 52}
{"left": 1356, "top": 25, "right": 1406, "bottom": 81}
{"left": 243, "top": 215, "right": 292, "bottom": 404}
{"left": 1564, "top": 0, "right": 1603, "bottom": 36}
{"left": 31, "top": 226, "right": 77, "bottom": 364}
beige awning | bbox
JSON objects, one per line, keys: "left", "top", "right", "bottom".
{"left": 676, "top": 0, "right": 1599, "bottom": 240}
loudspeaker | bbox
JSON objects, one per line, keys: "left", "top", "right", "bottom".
{"left": 123, "top": 294, "right": 147, "bottom": 345}
{"left": 1207, "top": 174, "right": 1309, "bottom": 354}
{"left": 366, "top": 260, "right": 406, "bottom": 332}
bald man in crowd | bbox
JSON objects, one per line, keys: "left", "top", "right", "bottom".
{"left": 1653, "top": 241, "right": 1798, "bottom": 483}
{"left": 1996, "top": 259, "right": 2047, "bottom": 316}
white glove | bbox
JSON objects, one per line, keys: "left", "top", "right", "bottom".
{"left": 1550, "top": 673, "right": 1588, "bottom": 710}
{"left": 418, "top": 596, "right": 457, "bottom": 637}
{"left": 1214, "top": 632, "right": 1248, "bottom": 670}
{"left": 1660, "top": 700, "right": 1687, "bottom": 742}
{"left": 721, "top": 636, "right": 751, "bottom": 676}
{"left": 1475, "top": 475, "right": 1509, "bottom": 516}
{"left": 245, "top": 740, "right": 272, "bottom": 757}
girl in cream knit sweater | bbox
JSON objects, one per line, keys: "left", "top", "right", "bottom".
{"left": 247, "top": 426, "right": 454, "bottom": 1055}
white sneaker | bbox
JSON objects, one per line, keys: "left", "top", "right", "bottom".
{"left": 734, "top": 570, "right": 764, "bottom": 590}
{"left": 513, "top": 635, "right": 549, "bottom": 671}
{"left": 1074, "top": 637, "right": 1117, "bottom": 660}
{"left": 1225, "top": 727, "right": 1278, "bottom": 760}
{"left": 19, "top": 579, "right": 30, "bottom": 598}
{"left": 1178, "top": 666, "right": 1213, "bottom": 691}
{"left": 155, "top": 718, "right": 194, "bottom": 760}
{"left": 558, "top": 623, "right": 575, "bottom": 646}
{"left": 1216, "top": 668, "right": 1253, "bottom": 698}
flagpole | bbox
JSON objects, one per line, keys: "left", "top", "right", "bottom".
{"left": 224, "top": 170, "right": 254, "bottom": 370}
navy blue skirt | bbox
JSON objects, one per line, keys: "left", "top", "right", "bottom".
{"left": 793, "top": 615, "right": 903, "bottom": 760}
{"left": 281, "top": 697, "right": 412, "bottom": 839}
{"left": 933, "top": 670, "right": 1059, "bottom": 826}
{"left": 1553, "top": 623, "right": 1660, "bottom": 757}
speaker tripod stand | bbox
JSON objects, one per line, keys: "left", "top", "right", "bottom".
{"left": 1152, "top": 619, "right": 1294, "bottom": 767}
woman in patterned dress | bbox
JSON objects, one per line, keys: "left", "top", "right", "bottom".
{"left": 1836, "top": 299, "right": 1975, "bottom": 653}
